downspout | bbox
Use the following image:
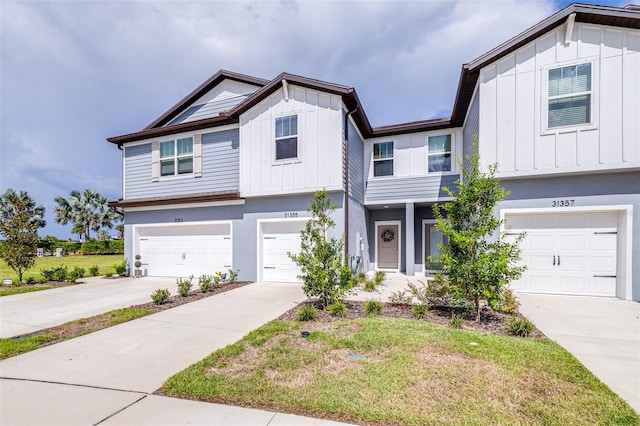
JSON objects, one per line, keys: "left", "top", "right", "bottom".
{"left": 343, "top": 103, "right": 359, "bottom": 265}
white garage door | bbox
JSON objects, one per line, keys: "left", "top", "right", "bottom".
{"left": 138, "top": 224, "right": 232, "bottom": 278}
{"left": 505, "top": 212, "right": 617, "bottom": 297}
{"left": 261, "top": 221, "right": 305, "bottom": 283}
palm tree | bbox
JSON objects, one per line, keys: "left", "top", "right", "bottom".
{"left": 54, "top": 189, "right": 116, "bottom": 240}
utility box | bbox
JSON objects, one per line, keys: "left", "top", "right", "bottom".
{"left": 55, "top": 248, "right": 63, "bottom": 257}
{"left": 37, "top": 248, "right": 44, "bottom": 257}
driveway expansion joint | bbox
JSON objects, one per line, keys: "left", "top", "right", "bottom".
{"left": 93, "top": 394, "right": 149, "bottom": 426}
{"left": 0, "top": 376, "right": 149, "bottom": 396}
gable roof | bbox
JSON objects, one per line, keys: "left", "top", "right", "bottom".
{"left": 108, "top": 3, "right": 639, "bottom": 145}
{"left": 450, "top": 3, "right": 640, "bottom": 125}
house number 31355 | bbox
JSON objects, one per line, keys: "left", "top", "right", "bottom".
{"left": 284, "top": 212, "right": 298, "bottom": 218}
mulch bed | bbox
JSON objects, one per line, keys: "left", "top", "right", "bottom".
{"left": 278, "top": 300, "right": 546, "bottom": 338}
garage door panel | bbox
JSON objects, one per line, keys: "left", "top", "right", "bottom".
{"left": 139, "top": 225, "right": 232, "bottom": 278}
{"left": 261, "top": 221, "right": 305, "bottom": 283}
{"left": 505, "top": 213, "right": 617, "bottom": 298}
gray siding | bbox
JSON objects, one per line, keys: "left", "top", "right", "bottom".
{"left": 124, "top": 128, "right": 239, "bottom": 199}
{"left": 365, "top": 174, "right": 458, "bottom": 203}
{"left": 168, "top": 95, "right": 250, "bottom": 126}
{"left": 368, "top": 208, "right": 406, "bottom": 272}
{"left": 463, "top": 89, "right": 479, "bottom": 170}
{"left": 348, "top": 120, "right": 365, "bottom": 203}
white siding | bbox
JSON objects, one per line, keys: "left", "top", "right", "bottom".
{"left": 239, "top": 85, "right": 344, "bottom": 197}
{"left": 478, "top": 23, "right": 640, "bottom": 177}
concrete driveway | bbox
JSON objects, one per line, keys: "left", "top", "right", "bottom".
{"left": 517, "top": 293, "right": 640, "bottom": 412}
{"left": 0, "top": 276, "right": 176, "bottom": 338}
{"left": 0, "top": 282, "right": 353, "bottom": 425}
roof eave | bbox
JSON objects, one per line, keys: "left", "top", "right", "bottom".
{"left": 108, "top": 191, "right": 241, "bottom": 208}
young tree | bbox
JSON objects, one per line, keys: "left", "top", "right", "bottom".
{"left": 0, "top": 189, "right": 46, "bottom": 284}
{"left": 54, "top": 189, "right": 117, "bottom": 240}
{"left": 289, "top": 189, "right": 352, "bottom": 309}
{"left": 432, "top": 140, "right": 525, "bottom": 322}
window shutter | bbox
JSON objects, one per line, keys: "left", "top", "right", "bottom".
{"left": 193, "top": 134, "right": 202, "bottom": 177}
{"left": 151, "top": 141, "right": 160, "bottom": 182}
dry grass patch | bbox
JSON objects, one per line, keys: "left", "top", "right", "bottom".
{"left": 162, "top": 316, "right": 638, "bottom": 425}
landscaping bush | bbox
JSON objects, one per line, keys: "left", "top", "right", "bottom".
{"left": 89, "top": 265, "right": 100, "bottom": 276}
{"left": 364, "top": 300, "right": 383, "bottom": 316}
{"left": 52, "top": 265, "right": 68, "bottom": 282}
{"left": 412, "top": 304, "right": 429, "bottom": 319}
{"left": 388, "top": 290, "right": 412, "bottom": 305}
{"left": 177, "top": 276, "right": 194, "bottom": 297}
{"left": 198, "top": 274, "right": 216, "bottom": 293}
{"left": 327, "top": 301, "right": 348, "bottom": 317}
{"left": 58, "top": 241, "right": 82, "bottom": 255}
{"left": 227, "top": 269, "right": 239, "bottom": 284}
{"left": 450, "top": 313, "right": 463, "bottom": 329}
{"left": 114, "top": 259, "right": 127, "bottom": 276}
{"left": 68, "top": 267, "right": 85, "bottom": 282}
{"left": 363, "top": 279, "right": 377, "bottom": 292}
{"left": 151, "top": 288, "right": 171, "bottom": 305}
{"left": 25, "top": 276, "right": 36, "bottom": 285}
{"left": 373, "top": 270, "right": 386, "bottom": 285}
{"left": 506, "top": 316, "right": 535, "bottom": 337}
{"left": 498, "top": 288, "right": 520, "bottom": 314}
{"left": 298, "top": 304, "right": 318, "bottom": 321}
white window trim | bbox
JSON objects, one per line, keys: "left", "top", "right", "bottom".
{"left": 159, "top": 137, "right": 194, "bottom": 178}
{"left": 374, "top": 220, "right": 401, "bottom": 271}
{"left": 372, "top": 141, "right": 394, "bottom": 178}
{"left": 273, "top": 113, "right": 300, "bottom": 164}
{"left": 427, "top": 133, "right": 456, "bottom": 175}
{"left": 541, "top": 58, "right": 599, "bottom": 135}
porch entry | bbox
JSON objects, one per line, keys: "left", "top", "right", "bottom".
{"left": 423, "top": 220, "right": 447, "bottom": 272}
{"left": 376, "top": 221, "right": 400, "bottom": 270}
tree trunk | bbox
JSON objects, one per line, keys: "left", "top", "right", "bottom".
{"left": 85, "top": 223, "right": 90, "bottom": 241}
{"left": 475, "top": 296, "right": 481, "bottom": 323}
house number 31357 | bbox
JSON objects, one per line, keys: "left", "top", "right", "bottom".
{"left": 551, "top": 199, "right": 574, "bottom": 207}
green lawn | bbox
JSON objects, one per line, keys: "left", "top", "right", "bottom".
{"left": 0, "top": 285, "right": 54, "bottom": 297}
{"left": 0, "top": 254, "right": 124, "bottom": 284}
{"left": 163, "top": 317, "right": 638, "bottom": 425}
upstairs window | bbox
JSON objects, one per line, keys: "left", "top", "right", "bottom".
{"left": 373, "top": 141, "right": 394, "bottom": 177}
{"left": 548, "top": 63, "right": 591, "bottom": 129}
{"left": 428, "top": 135, "right": 451, "bottom": 172}
{"left": 160, "top": 137, "right": 193, "bottom": 176}
{"left": 275, "top": 115, "right": 298, "bottom": 160}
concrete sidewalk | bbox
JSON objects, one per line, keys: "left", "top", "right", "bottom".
{"left": 0, "top": 282, "right": 354, "bottom": 425}
{"left": 518, "top": 293, "right": 640, "bottom": 412}
{"left": 0, "top": 276, "right": 177, "bottom": 338}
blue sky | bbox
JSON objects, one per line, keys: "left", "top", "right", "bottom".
{"left": 0, "top": 0, "right": 627, "bottom": 239}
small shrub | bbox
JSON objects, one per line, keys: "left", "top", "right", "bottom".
{"left": 104, "top": 272, "right": 114, "bottom": 278}
{"left": 412, "top": 304, "right": 429, "bottom": 319}
{"left": 151, "top": 288, "right": 171, "bottom": 305}
{"left": 40, "top": 268, "right": 55, "bottom": 282}
{"left": 36, "top": 276, "right": 49, "bottom": 284}
{"left": 327, "top": 301, "right": 348, "bottom": 317}
{"left": 52, "top": 265, "right": 68, "bottom": 282}
{"left": 199, "top": 274, "right": 216, "bottom": 293}
{"left": 388, "top": 290, "right": 412, "bottom": 305}
{"left": 177, "top": 276, "right": 194, "bottom": 297}
{"left": 364, "top": 300, "right": 383, "bottom": 316}
{"left": 350, "top": 272, "right": 367, "bottom": 288}
{"left": 506, "top": 316, "right": 535, "bottom": 337}
{"left": 88, "top": 265, "right": 100, "bottom": 276}
{"left": 373, "top": 270, "right": 386, "bottom": 285}
{"left": 298, "top": 304, "right": 318, "bottom": 321}
{"left": 363, "top": 279, "right": 377, "bottom": 292}
{"left": 114, "top": 259, "right": 127, "bottom": 276}
{"left": 450, "top": 313, "right": 463, "bottom": 329}
{"left": 499, "top": 288, "right": 520, "bottom": 314}
{"left": 25, "top": 276, "right": 36, "bottom": 285}
{"left": 68, "top": 267, "right": 86, "bottom": 282}
{"left": 227, "top": 269, "right": 239, "bottom": 284}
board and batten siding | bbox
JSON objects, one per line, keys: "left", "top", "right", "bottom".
{"left": 239, "top": 84, "right": 344, "bottom": 197}
{"left": 478, "top": 23, "right": 640, "bottom": 176}
{"left": 365, "top": 174, "right": 458, "bottom": 203}
{"left": 348, "top": 118, "right": 365, "bottom": 203}
{"left": 168, "top": 79, "right": 261, "bottom": 126}
{"left": 123, "top": 128, "right": 239, "bottom": 199}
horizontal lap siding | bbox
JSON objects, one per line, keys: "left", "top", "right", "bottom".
{"left": 348, "top": 119, "right": 365, "bottom": 203}
{"left": 123, "top": 129, "right": 239, "bottom": 199}
{"left": 463, "top": 91, "right": 480, "bottom": 170}
{"left": 365, "top": 174, "right": 458, "bottom": 203}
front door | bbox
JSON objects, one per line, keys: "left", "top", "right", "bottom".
{"left": 377, "top": 224, "right": 399, "bottom": 269}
